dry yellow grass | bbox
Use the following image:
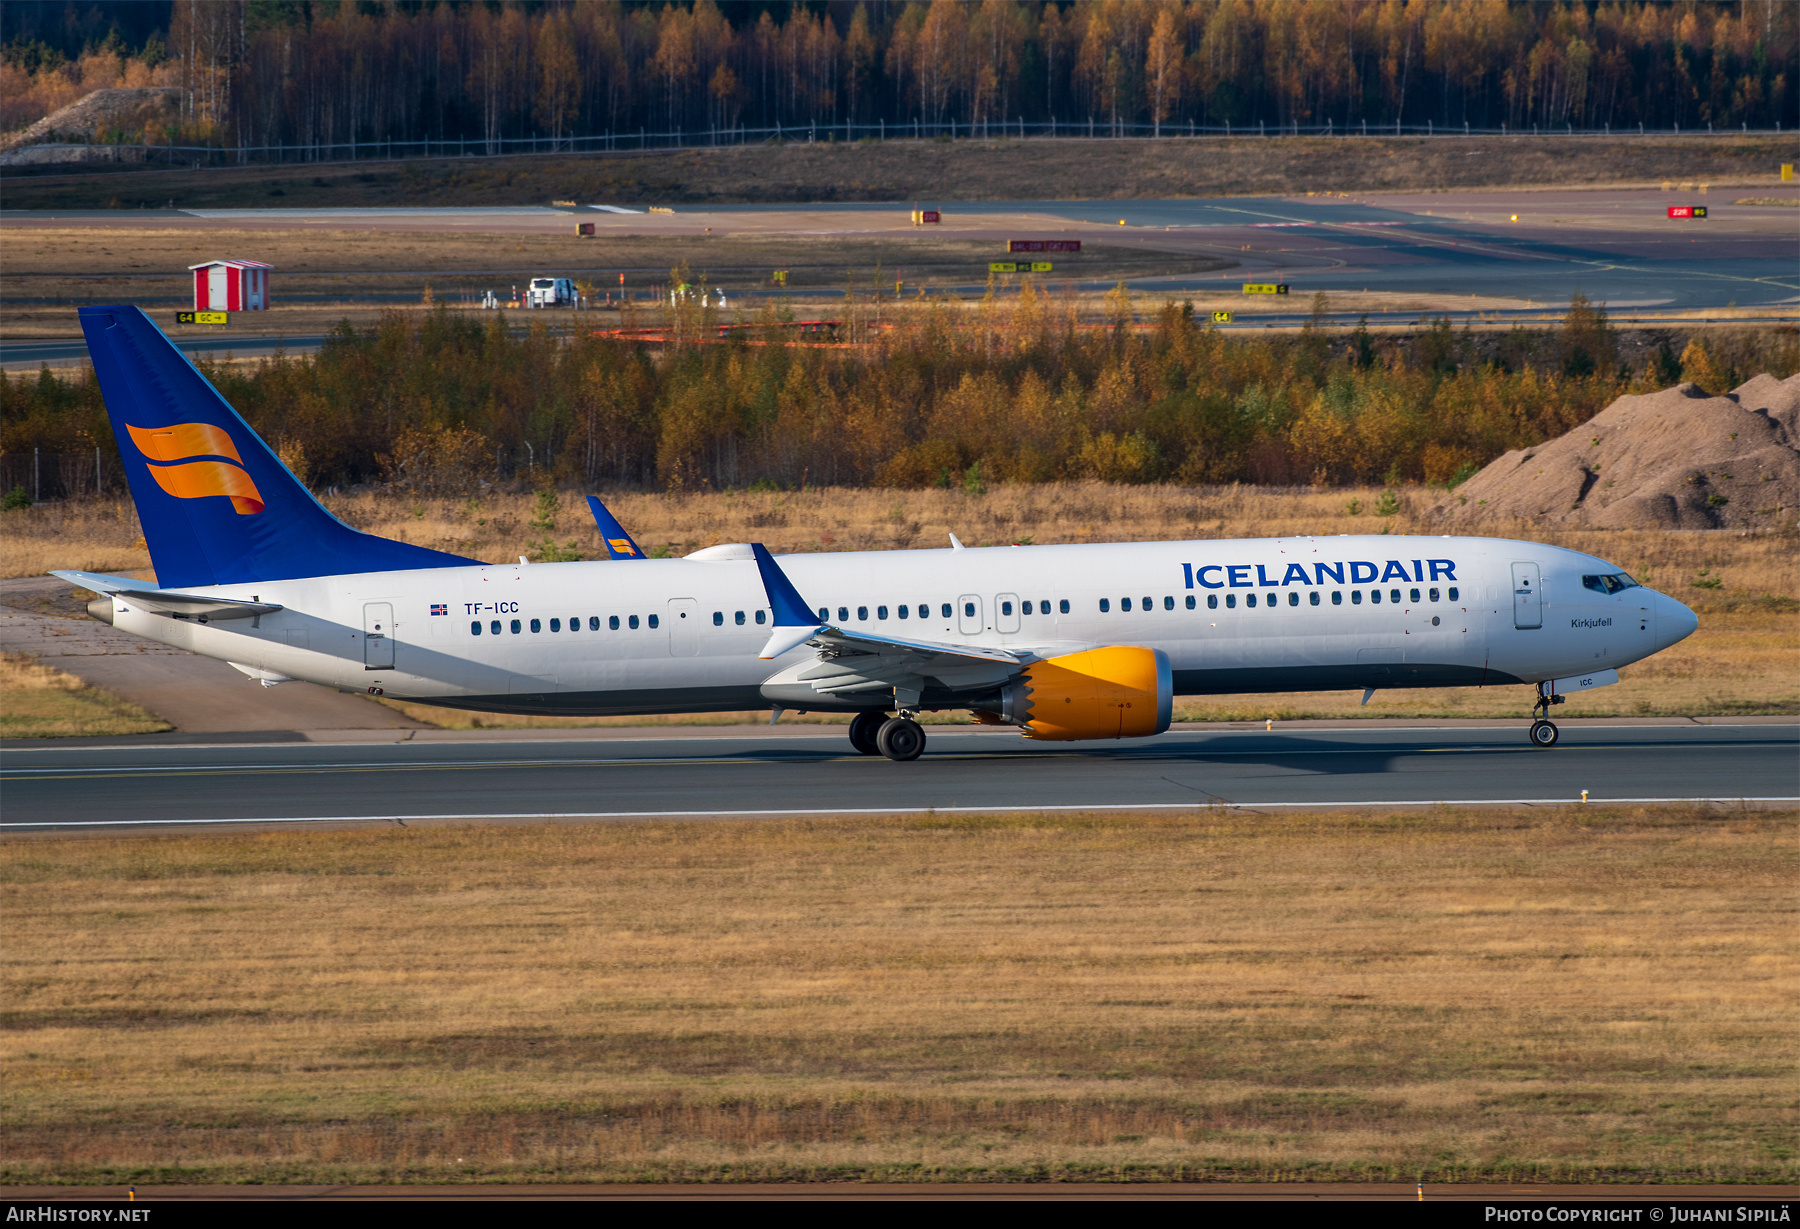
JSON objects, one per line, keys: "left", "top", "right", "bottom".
{"left": 6, "top": 485, "right": 1794, "bottom": 723}
{"left": 2, "top": 807, "right": 1794, "bottom": 1185}
{"left": 0, "top": 651, "right": 169, "bottom": 738}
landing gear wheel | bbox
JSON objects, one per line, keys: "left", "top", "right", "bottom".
{"left": 848, "top": 711, "right": 888, "bottom": 756}
{"left": 876, "top": 716, "right": 926, "bottom": 762}
{"left": 1529, "top": 719, "right": 1560, "bottom": 748}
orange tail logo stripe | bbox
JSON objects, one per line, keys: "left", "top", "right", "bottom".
{"left": 147, "top": 459, "right": 265, "bottom": 515}
{"left": 127, "top": 422, "right": 244, "bottom": 465}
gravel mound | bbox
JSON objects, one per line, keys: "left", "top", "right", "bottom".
{"left": 1436, "top": 374, "right": 1800, "bottom": 531}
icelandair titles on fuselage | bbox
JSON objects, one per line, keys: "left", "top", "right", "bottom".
{"left": 1182, "top": 558, "right": 1458, "bottom": 590}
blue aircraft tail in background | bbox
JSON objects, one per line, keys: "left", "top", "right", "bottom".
{"left": 79, "top": 306, "right": 478, "bottom": 589}
{"left": 586, "top": 495, "right": 646, "bottom": 559}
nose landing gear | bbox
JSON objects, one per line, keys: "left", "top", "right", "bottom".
{"left": 1529, "top": 683, "right": 1564, "bottom": 748}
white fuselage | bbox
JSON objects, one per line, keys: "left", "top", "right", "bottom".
{"left": 106, "top": 535, "right": 1696, "bottom": 717}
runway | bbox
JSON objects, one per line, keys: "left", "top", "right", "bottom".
{"left": 3, "top": 723, "right": 1792, "bottom": 831}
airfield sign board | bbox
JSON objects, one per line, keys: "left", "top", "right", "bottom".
{"left": 989, "top": 262, "right": 1053, "bottom": 273}
{"left": 1667, "top": 205, "right": 1708, "bottom": 219}
{"left": 176, "top": 312, "right": 229, "bottom": 324}
{"left": 1242, "top": 284, "right": 1290, "bottom": 295}
{"left": 1009, "top": 240, "right": 1081, "bottom": 253}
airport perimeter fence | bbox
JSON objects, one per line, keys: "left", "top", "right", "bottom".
{"left": 11, "top": 115, "right": 1791, "bottom": 172}
{"left": 0, "top": 449, "right": 121, "bottom": 504}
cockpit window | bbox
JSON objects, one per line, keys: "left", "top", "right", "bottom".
{"left": 1582, "top": 573, "right": 1641, "bottom": 595}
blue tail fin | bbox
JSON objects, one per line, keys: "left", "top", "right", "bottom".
{"left": 586, "top": 495, "right": 645, "bottom": 559}
{"left": 80, "top": 306, "right": 478, "bottom": 588}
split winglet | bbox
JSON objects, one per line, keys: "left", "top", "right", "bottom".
{"left": 750, "top": 543, "right": 826, "bottom": 659}
{"left": 586, "top": 496, "right": 645, "bottom": 559}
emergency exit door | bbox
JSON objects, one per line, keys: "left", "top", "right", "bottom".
{"left": 364, "top": 602, "right": 395, "bottom": 668}
{"left": 1511, "top": 563, "right": 1542, "bottom": 629}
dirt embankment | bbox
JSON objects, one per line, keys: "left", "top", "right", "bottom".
{"left": 1436, "top": 374, "right": 1800, "bottom": 531}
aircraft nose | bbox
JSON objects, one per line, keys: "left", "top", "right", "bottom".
{"left": 1655, "top": 590, "right": 1699, "bottom": 648}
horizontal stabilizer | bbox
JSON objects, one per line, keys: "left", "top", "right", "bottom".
{"left": 53, "top": 569, "right": 282, "bottom": 620}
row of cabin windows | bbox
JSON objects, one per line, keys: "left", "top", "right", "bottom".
{"left": 468, "top": 587, "right": 1463, "bottom": 637}
{"left": 813, "top": 600, "right": 1074, "bottom": 622}
{"left": 473, "top": 614, "right": 660, "bottom": 635}
{"left": 1194, "top": 586, "right": 1457, "bottom": 610}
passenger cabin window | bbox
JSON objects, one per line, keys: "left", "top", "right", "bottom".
{"left": 648, "top": 614, "right": 659, "bottom": 629}
{"left": 1429, "top": 588, "right": 1439, "bottom": 602}
{"left": 1448, "top": 587, "right": 1460, "bottom": 601}
{"left": 550, "top": 618, "right": 561, "bottom": 632}
{"left": 755, "top": 610, "right": 766, "bottom": 625}
{"left": 1371, "top": 590, "right": 1382, "bottom": 604}
{"left": 471, "top": 621, "right": 482, "bottom": 635}
{"left": 589, "top": 617, "right": 600, "bottom": 631}
{"left": 942, "top": 603, "right": 953, "bottom": 618}
{"left": 511, "top": 619, "right": 522, "bottom": 633}
{"left": 491, "top": 620, "right": 502, "bottom": 635}
{"left": 1164, "top": 596, "right": 1175, "bottom": 610}
{"left": 713, "top": 611, "right": 724, "bottom": 626}
{"left": 1330, "top": 592, "right": 1342, "bottom": 606}
{"left": 609, "top": 616, "right": 620, "bottom": 630}
{"left": 1207, "top": 595, "right": 1218, "bottom": 609}
{"left": 1020, "top": 601, "right": 1032, "bottom": 615}
{"left": 1225, "top": 594, "right": 1236, "bottom": 609}
{"left": 1121, "top": 598, "right": 1132, "bottom": 612}
{"left": 878, "top": 605, "right": 889, "bottom": 620}
{"left": 1186, "top": 595, "right": 1196, "bottom": 609}
{"left": 1390, "top": 589, "right": 1402, "bottom": 604}
{"left": 1410, "top": 588, "right": 1421, "bottom": 604}
{"left": 628, "top": 615, "right": 639, "bottom": 629}
{"left": 999, "top": 601, "right": 1012, "bottom": 617}
{"left": 1350, "top": 591, "right": 1362, "bottom": 605}
{"left": 530, "top": 618, "right": 541, "bottom": 633}
{"left": 1059, "top": 600, "right": 1070, "bottom": 614}
{"left": 1309, "top": 592, "right": 1320, "bottom": 606}
{"left": 1099, "top": 599, "right": 1110, "bottom": 613}
{"left": 737, "top": 611, "right": 747, "bottom": 625}
{"left": 1288, "top": 592, "right": 1299, "bottom": 607}
{"left": 1142, "top": 596, "right": 1152, "bottom": 610}
{"left": 898, "top": 605, "right": 909, "bottom": 619}
{"left": 838, "top": 607, "right": 849, "bottom": 622}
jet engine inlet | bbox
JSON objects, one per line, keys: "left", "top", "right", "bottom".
{"left": 994, "top": 646, "right": 1172, "bottom": 741}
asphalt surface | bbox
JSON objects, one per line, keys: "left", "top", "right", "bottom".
{"left": 3, "top": 724, "right": 1793, "bottom": 830}
{"left": 6, "top": 190, "right": 1794, "bottom": 370}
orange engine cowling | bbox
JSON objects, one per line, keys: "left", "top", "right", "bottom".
{"left": 993, "top": 646, "right": 1173, "bottom": 741}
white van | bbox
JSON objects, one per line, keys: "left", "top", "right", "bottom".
{"left": 527, "top": 277, "right": 577, "bottom": 308}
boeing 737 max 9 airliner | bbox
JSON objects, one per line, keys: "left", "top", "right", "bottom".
{"left": 60, "top": 307, "right": 1698, "bottom": 760}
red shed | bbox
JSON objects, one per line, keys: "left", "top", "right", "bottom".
{"left": 189, "top": 259, "right": 273, "bottom": 312}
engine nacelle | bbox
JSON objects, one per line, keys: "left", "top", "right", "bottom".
{"left": 994, "top": 646, "right": 1172, "bottom": 741}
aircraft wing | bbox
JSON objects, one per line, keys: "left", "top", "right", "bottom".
{"left": 748, "top": 544, "right": 1025, "bottom": 704}
{"left": 52, "top": 569, "right": 283, "bottom": 620}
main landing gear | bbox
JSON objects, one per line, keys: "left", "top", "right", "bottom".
{"left": 1529, "top": 683, "right": 1564, "bottom": 749}
{"left": 848, "top": 711, "right": 927, "bottom": 761}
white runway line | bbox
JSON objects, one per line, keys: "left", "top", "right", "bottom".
{"left": 6, "top": 798, "right": 1794, "bottom": 829}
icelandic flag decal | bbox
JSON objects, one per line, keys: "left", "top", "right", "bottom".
{"left": 430, "top": 603, "right": 448, "bottom": 616}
